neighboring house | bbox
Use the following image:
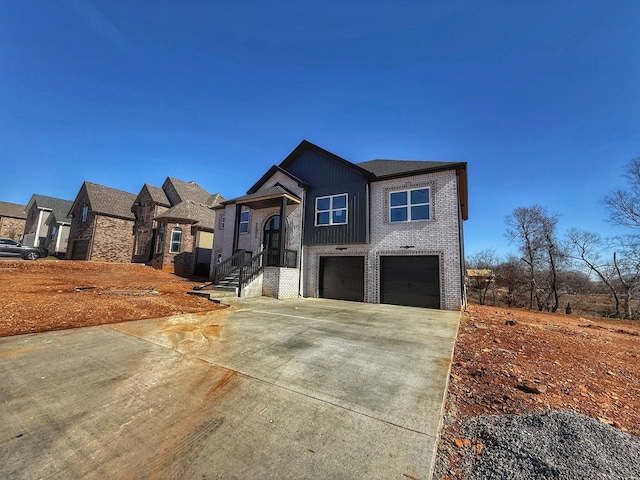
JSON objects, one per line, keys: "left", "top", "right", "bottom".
{"left": 43, "top": 199, "right": 74, "bottom": 257}
{"left": 131, "top": 184, "right": 171, "bottom": 264}
{"left": 22, "top": 195, "right": 73, "bottom": 249}
{"left": 152, "top": 199, "right": 221, "bottom": 276}
{"left": 66, "top": 182, "right": 137, "bottom": 262}
{"left": 211, "top": 140, "right": 468, "bottom": 310}
{"left": 0, "top": 201, "right": 27, "bottom": 241}
{"left": 132, "top": 177, "right": 224, "bottom": 276}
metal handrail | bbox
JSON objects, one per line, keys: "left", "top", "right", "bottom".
{"left": 238, "top": 250, "right": 266, "bottom": 296}
{"left": 213, "top": 249, "right": 251, "bottom": 283}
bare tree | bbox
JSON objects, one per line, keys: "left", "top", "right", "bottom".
{"left": 506, "top": 206, "right": 543, "bottom": 309}
{"left": 565, "top": 229, "right": 620, "bottom": 318}
{"left": 506, "top": 205, "right": 563, "bottom": 311}
{"left": 466, "top": 249, "right": 498, "bottom": 305}
{"left": 602, "top": 157, "right": 640, "bottom": 318}
{"left": 494, "top": 254, "right": 529, "bottom": 308}
{"left": 604, "top": 158, "right": 640, "bottom": 228}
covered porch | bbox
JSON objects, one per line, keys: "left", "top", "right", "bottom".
{"left": 213, "top": 185, "right": 302, "bottom": 298}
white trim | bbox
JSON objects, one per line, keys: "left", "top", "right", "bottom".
{"left": 314, "top": 193, "right": 348, "bottom": 226}
{"left": 388, "top": 187, "right": 431, "bottom": 223}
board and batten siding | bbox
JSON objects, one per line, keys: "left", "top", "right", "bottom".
{"left": 283, "top": 149, "right": 369, "bottom": 245}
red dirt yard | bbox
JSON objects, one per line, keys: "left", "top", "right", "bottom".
{"left": 0, "top": 260, "right": 221, "bottom": 337}
{"left": 436, "top": 304, "right": 640, "bottom": 478}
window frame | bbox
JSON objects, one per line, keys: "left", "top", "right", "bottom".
{"left": 388, "top": 187, "right": 431, "bottom": 223}
{"left": 315, "top": 193, "right": 348, "bottom": 227}
{"left": 170, "top": 227, "right": 182, "bottom": 254}
{"left": 81, "top": 206, "right": 88, "bottom": 223}
{"left": 239, "top": 210, "right": 249, "bottom": 234}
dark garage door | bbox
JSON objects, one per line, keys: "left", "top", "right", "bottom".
{"left": 319, "top": 256, "right": 365, "bottom": 302}
{"left": 69, "top": 239, "right": 89, "bottom": 261}
{"left": 380, "top": 256, "right": 440, "bottom": 308}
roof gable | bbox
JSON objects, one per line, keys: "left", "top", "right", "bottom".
{"left": 134, "top": 184, "right": 170, "bottom": 208}
{"left": 279, "top": 140, "right": 374, "bottom": 181}
{"left": 154, "top": 200, "right": 215, "bottom": 227}
{"left": 25, "top": 194, "right": 73, "bottom": 216}
{"left": 49, "top": 199, "right": 74, "bottom": 223}
{"left": 76, "top": 182, "right": 137, "bottom": 220}
{"left": 247, "top": 165, "right": 308, "bottom": 195}
{"left": 163, "top": 177, "right": 211, "bottom": 205}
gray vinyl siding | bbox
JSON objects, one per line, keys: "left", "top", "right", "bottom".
{"left": 283, "top": 149, "right": 368, "bottom": 245}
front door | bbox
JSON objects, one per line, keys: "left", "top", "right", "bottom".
{"left": 263, "top": 215, "right": 281, "bottom": 266}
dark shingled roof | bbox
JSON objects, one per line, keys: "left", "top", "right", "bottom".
{"left": 357, "top": 159, "right": 466, "bottom": 178}
{"left": 0, "top": 201, "right": 27, "bottom": 219}
{"left": 26, "top": 194, "right": 74, "bottom": 218}
{"left": 49, "top": 199, "right": 74, "bottom": 223}
{"left": 145, "top": 184, "right": 171, "bottom": 206}
{"left": 206, "top": 193, "right": 225, "bottom": 207}
{"left": 83, "top": 182, "right": 137, "bottom": 220}
{"left": 167, "top": 177, "right": 212, "bottom": 205}
{"left": 154, "top": 200, "right": 216, "bottom": 228}
{"left": 222, "top": 185, "right": 300, "bottom": 205}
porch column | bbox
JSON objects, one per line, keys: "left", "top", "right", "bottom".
{"left": 278, "top": 197, "right": 286, "bottom": 266}
{"left": 232, "top": 203, "right": 242, "bottom": 253}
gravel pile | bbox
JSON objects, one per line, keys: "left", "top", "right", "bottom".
{"left": 461, "top": 410, "right": 640, "bottom": 479}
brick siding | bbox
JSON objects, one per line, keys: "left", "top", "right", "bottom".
{"left": 152, "top": 221, "right": 195, "bottom": 275}
{"left": 213, "top": 167, "right": 464, "bottom": 310}
{"left": 0, "top": 217, "right": 26, "bottom": 241}
{"left": 90, "top": 215, "right": 135, "bottom": 263}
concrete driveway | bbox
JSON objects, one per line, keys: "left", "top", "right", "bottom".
{"left": 0, "top": 297, "right": 459, "bottom": 479}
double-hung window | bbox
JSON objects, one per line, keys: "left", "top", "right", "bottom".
{"left": 170, "top": 227, "right": 182, "bottom": 253}
{"left": 389, "top": 188, "right": 430, "bottom": 223}
{"left": 315, "top": 194, "right": 347, "bottom": 226}
{"left": 239, "top": 211, "right": 249, "bottom": 233}
{"left": 81, "top": 206, "right": 88, "bottom": 222}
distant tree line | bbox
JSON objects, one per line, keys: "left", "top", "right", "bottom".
{"left": 467, "top": 157, "right": 640, "bottom": 320}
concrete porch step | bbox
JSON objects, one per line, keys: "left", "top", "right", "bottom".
{"left": 188, "top": 286, "right": 239, "bottom": 301}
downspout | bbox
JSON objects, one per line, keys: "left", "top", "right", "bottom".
{"left": 456, "top": 168, "right": 467, "bottom": 309}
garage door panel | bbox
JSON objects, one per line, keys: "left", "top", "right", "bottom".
{"left": 381, "top": 256, "right": 440, "bottom": 309}
{"left": 320, "top": 256, "right": 364, "bottom": 302}
{"left": 70, "top": 240, "right": 89, "bottom": 261}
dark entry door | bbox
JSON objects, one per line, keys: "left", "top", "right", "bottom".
{"left": 319, "top": 256, "right": 365, "bottom": 302}
{"left": 380, "top": 256, "right": 440, "bottom": 308}
{"left": 263, "top": 215, "right": 281, "bottom": 266}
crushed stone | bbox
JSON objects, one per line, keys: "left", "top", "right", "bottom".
{"left": 461, "top": 410, "right": 640, "bottom": 480}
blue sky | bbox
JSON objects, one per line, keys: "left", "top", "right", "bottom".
{"left": 1, "top": 1, "right": 638, "bottom": 258}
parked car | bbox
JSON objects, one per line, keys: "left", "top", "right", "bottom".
{"left": 0, "top": 238, "right": 46, "bottom": 260}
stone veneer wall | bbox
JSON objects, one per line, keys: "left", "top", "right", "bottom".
{"left": 90, "top": 215, "right": 135, "bottom": 263}
{"left": 0, "top": 217, "right": 26, "bottom": 241}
